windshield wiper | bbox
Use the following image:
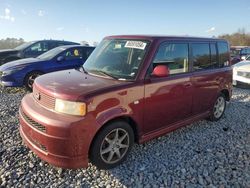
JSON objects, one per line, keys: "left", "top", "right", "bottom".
{"left": 76, "top": 66, "right": 88, "bottom": 74}
{"left": 89, "top": 69, "right": 119, "bottom": 79}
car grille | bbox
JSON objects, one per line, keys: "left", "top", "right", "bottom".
{"left": 237, "top": 71, "right": 250, "bottom": 78}
{"left": 20, "top": 108, "right": 46, "bottom": 133}
{"left": 33, "top": 85, "right": 56, "bottom": 110}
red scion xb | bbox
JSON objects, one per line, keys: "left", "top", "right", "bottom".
{"left": 19, "top": 35, "right": 232, "bottom": 169}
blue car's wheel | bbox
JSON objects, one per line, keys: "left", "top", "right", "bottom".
{"left": 24, "top": 71, "right": 43, "bottom": 91}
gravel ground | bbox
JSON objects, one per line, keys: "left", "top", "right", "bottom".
{"left": 0, "top": 86, "right": 250, "bottom": 188}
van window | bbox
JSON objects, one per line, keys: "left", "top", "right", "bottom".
{"left": 152, "top": 43, "right": 189, "bottom": 75}
{"left": 218, "top": 42, "right": 229, "bottom": 67}
{"left": 210, "top": 43, "right": 219, "bottom": 68}
{"left": 192, "top": 43, "right": 211, "bottom": 71}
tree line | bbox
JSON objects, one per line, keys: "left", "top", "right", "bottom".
{"left": 0, "top": 29, "right": 250, "bottom": 49}
{"left": 218, "top": 29, "right": 250, "bottom": 46}
{"left": 0, "top": 38, "right": 25, "bottom": 49}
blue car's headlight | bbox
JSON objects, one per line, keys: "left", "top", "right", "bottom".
{"left": 2, "top": 67, "right": 25, "bottom": 76}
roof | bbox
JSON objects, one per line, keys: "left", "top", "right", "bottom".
{"left": 105, "top": 35, "right": 227, "bottom": 42}
{"left": 30, "top": 39, "right": 79, "bottom": 44}
{"left": 54, "top": 45, "right": 95, "bottom": 49}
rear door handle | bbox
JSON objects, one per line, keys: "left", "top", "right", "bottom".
{"left": 184, "top": 83, "right": 192, "bottom": 88}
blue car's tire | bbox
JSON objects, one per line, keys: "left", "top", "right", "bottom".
{"left": 24, "top": 71, "right": 43, "bottom": 91}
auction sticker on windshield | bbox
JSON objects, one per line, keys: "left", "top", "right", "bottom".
{"left": 125, "top": 41, "right": 147, "bottom": 50}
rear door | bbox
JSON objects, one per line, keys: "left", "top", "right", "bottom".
{"left": 143, "top": 41, "right": 193, "bottom": 134}
{"left": 191, "top": 41, "right": 230, "bottom": 114}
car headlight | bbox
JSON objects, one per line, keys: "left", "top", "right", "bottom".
{"left": 2, "top": 67, "right": 24, "bottom": 76}
{"left": 237, "top": 71, "right": 250, "bottom": 78}
{"left": 55, "top": 99, "right": 87, "bottom": 116}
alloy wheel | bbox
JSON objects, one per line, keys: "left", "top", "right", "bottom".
{"left": 100, "top": 128, "right": 129, "bottom": 164}
{"left": 213, "top": 96, "right": 225, "bottom": 119}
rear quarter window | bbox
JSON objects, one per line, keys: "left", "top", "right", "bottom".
{"left": 81, "top": 47, "right": 94, "bottom": 61}
{"left": 218, "top": 42, "right": 230, "bottom": 67}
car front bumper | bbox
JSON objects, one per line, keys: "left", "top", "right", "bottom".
{"left": 0, "top": 74, "right": 24, "bottom": 87}
{"left": 19, "top": 94, "right": 97, "bottom": 169}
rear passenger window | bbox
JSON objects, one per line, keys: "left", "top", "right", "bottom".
{"left": 82, "top": 48, "right": 94, "bottom": 61}
{"left": 218, "top": 42, "right": 229, "bottom": 67}
{"left": 192, "top": 43, "right": 211, "bottom": 70}
{"left": 49, "top": 42, "right": 58, "bottom": 49}
{"left": 210, "top": 43, "right": 219, "bottom": 68}
{"left": 153, "top": 43, "right": 189, "bottom": 75}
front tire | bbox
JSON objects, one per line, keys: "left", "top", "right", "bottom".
{"left": 209, "top": 93, "right": 226, "bottom": 121}
{"left": 90, "top": 121, "right": 134, "bottom": 169}
{"left": 24, "top": 71, "right": 43, "bottom": 91}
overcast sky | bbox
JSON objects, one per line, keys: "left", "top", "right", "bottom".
{"left": 0, "top": 0, "right": 250, "bottom": 44}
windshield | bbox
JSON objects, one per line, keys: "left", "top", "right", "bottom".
{"left": 37, "top": 47, "right": 66, "bottom": 60}
{"left": 14, "top": 41, "right": 35, "bottom": 50}
{"left": 83, "top": 39, "right": 149, "bottom": 80}
{"left": 230, "top": 48, "right": 241, "bottom": 56}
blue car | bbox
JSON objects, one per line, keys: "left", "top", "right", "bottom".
{"left": 0, "top": 45, "right": 95, "bottom": 90}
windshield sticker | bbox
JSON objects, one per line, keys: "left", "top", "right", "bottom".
{"left": 125, "top": 41, "right": 147, "bottom": 50}
{"left": 115, "top": 44, "right": 122, "bottom": 49}
{"left": 74, "top": 49, "right": 79, "bottom": 56}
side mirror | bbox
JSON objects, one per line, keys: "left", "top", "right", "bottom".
{"left": 151, "top": 65, "right": 169, "bottom": 77}
{"left": 57, "top": 56, "right": 64, "bottom": 62}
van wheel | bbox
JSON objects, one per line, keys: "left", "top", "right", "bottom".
{"left": 90, "top": 121, "right": 134, "bottom": 169}
{"left": 24, "top": 71, "right": 42, "bottom": 91}
{"left": 209, "top": 93, "right": 226, "bottom": 121}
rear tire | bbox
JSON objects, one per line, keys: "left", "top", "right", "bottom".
{"left": 24, "top": 71, "right": 43, "bottom": 91}
{"left": 209, "top": 93, "right": 226, "bottom": 121}
{"left": 90, "top": 121, "right": 134, "bottom": 169}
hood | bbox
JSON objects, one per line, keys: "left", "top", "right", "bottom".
{"left": 0, "top": 58, "right": 41, "bottom": 70}
{"left": 0, "top": 49, "right": 18, "bottom": 57}
{"left": 0, "top": 49, "right": 18, "bottom": 53}
{"left": 0, "top": 49, "right": 19, "bottom": 62}
{"left": 233, "top": 61, "right": 250, "bottom": 71}
{"left": 34, "top": 69, "right": 131, "bottom": 101}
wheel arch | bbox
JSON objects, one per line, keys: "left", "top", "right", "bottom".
{"left": 23, "top": 70, "right": 44, "bottom": 84}
{"left": 88, "top": 115, "right": 140, "bottom": 156}
{"left": 220, "top": 88, "right": 230, "bottom": 101}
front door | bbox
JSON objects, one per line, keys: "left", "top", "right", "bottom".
{"left": 24, "top": 41, "right": 49, "bottom": 58}
{"left": 51, "top": 47, "right": 84, "bottom": 72}
{"left": 143, "top": 42, "right": 193, "bottom": 134}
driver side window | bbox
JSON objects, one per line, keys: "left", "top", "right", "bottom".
{"left": 152, "top": 42, "right": 189, "bottom": 75}
{"left": 61, "top": 48, "right": 83, "bottom": 60}
{"left": 26, "top": 42, "right": 49, "bottom": 53}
